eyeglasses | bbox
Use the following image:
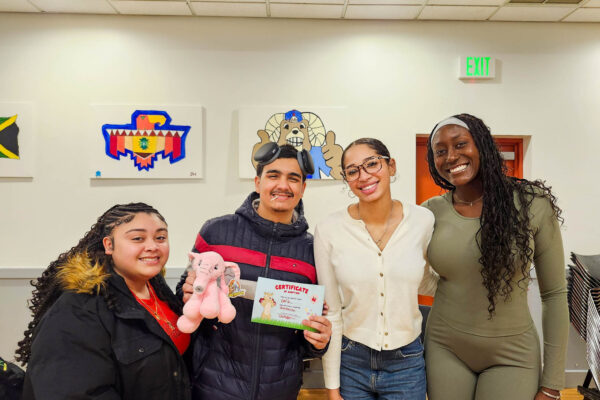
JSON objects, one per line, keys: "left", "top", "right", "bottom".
{"left": 342, "top": 156, "right": 389, "bottom": 182}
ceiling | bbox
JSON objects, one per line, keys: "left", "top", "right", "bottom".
{"left": 1, "top": 0, "right": 599, "bottom": 21}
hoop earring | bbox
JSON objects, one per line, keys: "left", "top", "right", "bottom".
{"left": 391, "top": 175, "right": 397, "bottom": 183}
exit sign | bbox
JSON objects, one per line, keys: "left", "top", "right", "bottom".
{"left": 459, "top": 56, "right": 496, "bottom": 79}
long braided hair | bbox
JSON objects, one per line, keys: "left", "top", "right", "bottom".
{"left": 426, "top": 113, "right": 563, "bottom": 317}
{"left": 15, "top": 202, "right": 182, "bottom": 365}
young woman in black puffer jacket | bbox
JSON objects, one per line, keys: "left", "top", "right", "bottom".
{"left": 16, "top": 203, "right": 191, "bottom": 400}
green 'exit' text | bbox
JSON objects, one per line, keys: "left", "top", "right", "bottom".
{"left": 466, "top": 57, "right": 491, "bottom": 77}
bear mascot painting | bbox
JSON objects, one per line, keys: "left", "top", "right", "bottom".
{"left": 251, "top": 109, "right": 344, "bottom": 180}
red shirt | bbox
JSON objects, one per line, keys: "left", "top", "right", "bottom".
{"left": 134, "top": 285, "right": 190, "bottom": 355}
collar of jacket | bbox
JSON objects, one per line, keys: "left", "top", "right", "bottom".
{"left": 106, "top": 272, "right": 148, "bottom": 317}
{"left": 56, "top": 253, "right": 161, "bottom": 319}
{"left": 101, "top": 269, "right": 178, "bottom": 344}
{"left": 236, "top": 192, "right": 309, "bottom": 239}
{"left": 55, "top": 253, "right": 178, "bottom": 346}
{"left": 106, "top": 273, "right": 182, "bottom": 349}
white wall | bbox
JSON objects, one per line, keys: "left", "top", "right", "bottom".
{"left": 1, "top": 13, "right": 599, "bottom": 385}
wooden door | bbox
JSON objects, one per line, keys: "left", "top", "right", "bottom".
{"left": 415, "top": 135, "right": 523, "bottom": 305}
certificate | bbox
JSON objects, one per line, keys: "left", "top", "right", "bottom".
{"left": 251, "top": 277, "right": 324, "bottom": 332}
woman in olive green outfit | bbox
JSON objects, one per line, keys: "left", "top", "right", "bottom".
{"left": 423, "top": 114, "right": 568, "bottom": 400}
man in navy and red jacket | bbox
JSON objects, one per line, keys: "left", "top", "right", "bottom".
{"left": 177, "top": 144, "right": 331, "bottom": 400}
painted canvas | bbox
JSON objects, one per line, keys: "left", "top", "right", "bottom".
{"left": 92, "top": 105, "right": 203, "bottom": 179}
{"left": 239, "top": 107, "right": 347, "bottom": 180}
{"left": 0, "top": 115, "right": 19, "bottom": 160}
{"left": 0, "top": 102, "right": 35, "bottom": 177}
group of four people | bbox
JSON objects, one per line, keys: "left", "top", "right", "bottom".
{"left": 15, "top": 113, "right": 568, "bottom": 400}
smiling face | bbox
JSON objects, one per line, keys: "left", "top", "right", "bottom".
{"left": 343, "top": 144, "right": 395, "bottom": 203}
{"left": 103, "top": 212, "right": 169, "bottom": 288}
{"left": 254, "top": 157, "right": 306, "bottom": 223}
{"left": 431, "top": 124, "right": 481, "bottom": 189}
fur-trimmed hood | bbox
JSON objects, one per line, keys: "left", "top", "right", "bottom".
{"left": 56, "top": 253, "right": 168, "bottom": 295}
{"left": 56, "top": 253, "right": 112, "bottom": 295}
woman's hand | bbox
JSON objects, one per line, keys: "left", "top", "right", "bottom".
{"left": 327, "top": 388, "right": 344, "bottom": 400}
{"left": 534, "top": 387, "right": 561, "bottom": 400}
{"left": 181, "top": 270, "right": 196, "bottom": 303}
{"left": 302, "top": 315, "right": 332, "bottom": 350}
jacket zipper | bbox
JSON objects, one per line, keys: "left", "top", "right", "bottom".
{"left": 250, "top": 223, "right": 277, "bottom": 399}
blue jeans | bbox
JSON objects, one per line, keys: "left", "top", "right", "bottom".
{"left": 339, "top": 336, "right": 426, "bottom": 400}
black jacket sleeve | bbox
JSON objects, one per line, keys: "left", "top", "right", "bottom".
{"left": 299, "top": 332, "right": 329, "bottom": 359}
{"left": 23, "top": 294, "right": 120, "bottom": 400}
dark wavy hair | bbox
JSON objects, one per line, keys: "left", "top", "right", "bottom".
{"left": 15, "top": 202, "right": 182, "bottom": 365}
{"left": 427, "top": 113, "right": 563, "bottom": 317}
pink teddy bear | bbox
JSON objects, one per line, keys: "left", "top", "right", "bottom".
{"left": 177, "top": 251, "right": 241, "bottom": 333}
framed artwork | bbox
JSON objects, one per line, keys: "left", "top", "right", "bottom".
{"left": 238, "top": 106, "right": 347, "bottom": 180}
{"left": 91, "top": 105, "right": 204, "bottom": 179}
{"left": 0, "top": 101, "right": 35, "bottom": 177}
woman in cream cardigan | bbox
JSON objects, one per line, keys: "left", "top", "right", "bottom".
{"left": 315, "top": 138, "right": 437, "bottom": 400}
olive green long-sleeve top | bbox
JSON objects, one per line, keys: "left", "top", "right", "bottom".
{"left": 422, "top": 192, "right": 569, "bottom": 390}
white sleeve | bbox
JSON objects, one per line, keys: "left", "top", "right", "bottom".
{"left": 314, "top": 223, "right": 343, "bottom": 390}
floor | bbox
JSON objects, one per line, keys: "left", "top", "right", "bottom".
{"left": 297, "top": 388, "right": 584, "bottom": 399}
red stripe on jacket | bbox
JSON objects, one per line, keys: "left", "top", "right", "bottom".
{"left": 194, "top": 235, "right": 316, "bottom": 283}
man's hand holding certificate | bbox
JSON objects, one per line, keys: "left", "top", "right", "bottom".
{"left": 250, "top": 277, "right": 331, "bottom": 349}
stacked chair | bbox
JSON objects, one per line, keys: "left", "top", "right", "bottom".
{"left": 568, "top": 253, "right": 600, "bottom": 400}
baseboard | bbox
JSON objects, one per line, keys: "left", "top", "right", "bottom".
{"left": 566, "top": 370, "right": 597, "bottom": 389}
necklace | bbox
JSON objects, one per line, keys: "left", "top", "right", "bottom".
{"left": 358, "top": 202, "right": 394, "bottom": 246}
{"left": 133, "top": 284, "right": 176, "bottom": 333}
{"left": 453, "top": 193, "right": 483, "bottom": 207}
